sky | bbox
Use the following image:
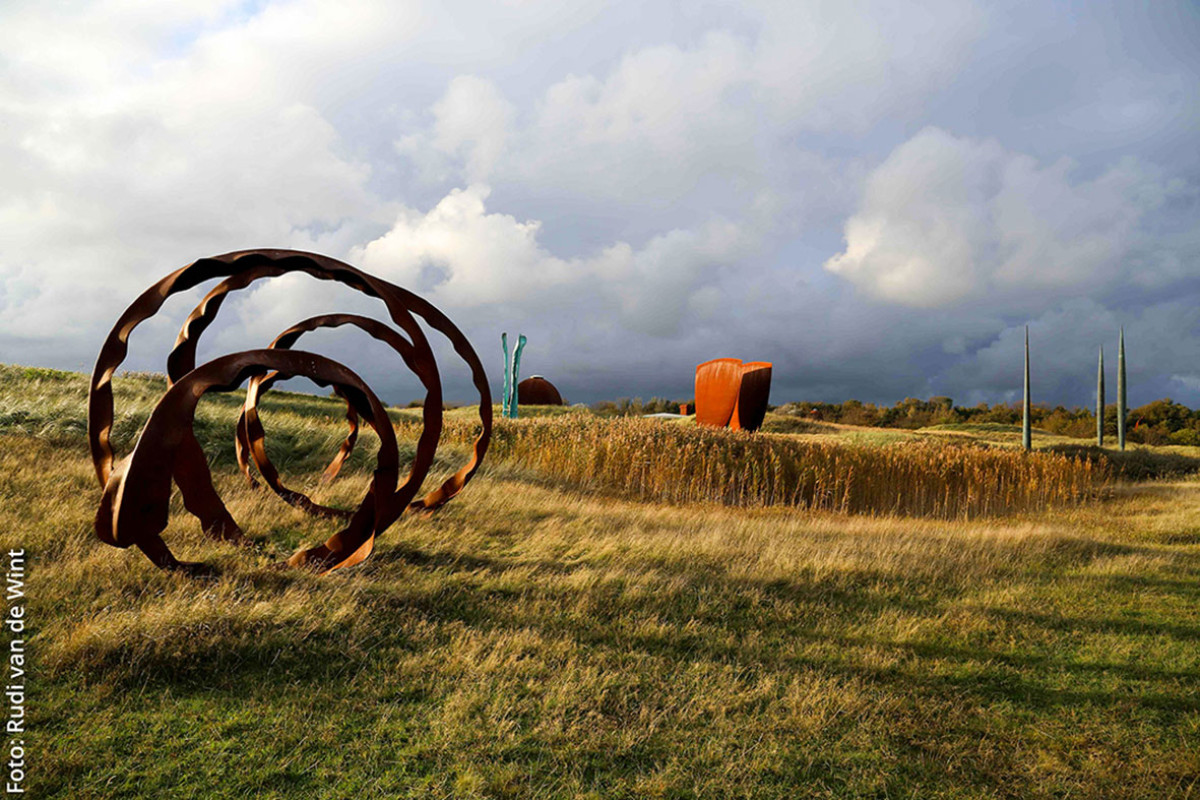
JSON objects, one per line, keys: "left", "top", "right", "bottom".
{"left": 2, "top": 0, "right": 1198, "bottom": 408}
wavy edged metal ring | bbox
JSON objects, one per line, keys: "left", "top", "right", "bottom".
{"left": 234, "top": 313, "right": 426, "bottom": 520}
{"left": 88, "top": 249, "right": 492, "bottom": 575}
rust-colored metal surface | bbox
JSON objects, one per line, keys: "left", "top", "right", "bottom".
{"left": 517, "top": 375, "right": 564, "bottom": 406}
{"left": 96, "top": 350, "right": 399, "bottom": 576}
{"left": 732, "top": 361, "right": 773, "bottom": 433}
{"left": 88, "top": 249, "right": 492, "bottom": 575}
{"left": 694, "top": 358, "right": 745, "bottom": 428}
{"left": 234, "top": 313, "right": 429, "bottom": 519}
{"left": 694, "top": 358, "right": 773, "bottom": 433}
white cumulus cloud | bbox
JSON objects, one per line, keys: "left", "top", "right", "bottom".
{"left": 825, "top": 127, "right": 1184, "bottom": 309}
{"left": 354, "top": 184, "right": 750, "bottom": 337}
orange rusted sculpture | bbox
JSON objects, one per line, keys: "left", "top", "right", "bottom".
{"left": 694, "top": 358, "right": 773, "bottom": 432}
{"left": 517, "top": 375, "right": 564, "bottom": 406}
{"left": 88, "top": 249, "right": 492, "bottom": 575}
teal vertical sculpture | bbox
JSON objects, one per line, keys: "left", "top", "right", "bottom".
{"left": 1022, "top": 325, "right": 1031, "bottom": 452}
{"left": 501, "top": 332, "right": 511, "bottom": 418}
{"left": 510, "top": 334, "right": 526, "bottom": 419}
{"left": 1118, "top": 327, "right": 1127, "bottom": 451}
{"left": 1096, "top": 346, "right": 1105, "bottom": 447}
{"left": 500, "top": 332, "right": 527, "bottom": 419}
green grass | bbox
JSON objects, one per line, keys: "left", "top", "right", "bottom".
{"left": 2, "top": 364, "right": 1199, "bottom": 798}
{"left": 922, "top": 422, "right": 1036, "bottom": 434}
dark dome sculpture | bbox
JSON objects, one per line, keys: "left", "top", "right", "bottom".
{"left": 517, "top": 375, "right": 564, "bottom": 405}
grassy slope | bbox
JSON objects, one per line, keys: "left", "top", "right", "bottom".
{"left": 2, "top": 365, "right": 1199, "bottom": 798}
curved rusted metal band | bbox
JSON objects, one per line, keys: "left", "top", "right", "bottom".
{"left": 95, "top": 350, "right": 401, "bottom": 575}
{"left": 235, "top": 314, "right": 429, "bottom": 521}
{"left": 88, "top": 248, "right": 492, "bottom": 574}
{"left": 233, "top": 374, "right": 362, "bottom": 490}
{"left": 318, "top": 388, "right": 360, "bottom": 484}
{"left": 238, "top": 380, "right": 361, "bottom": 489}
{"left": 163, "top": 250, "right": 492, "bottom": 514}
{"left": 393, "top": 293, "right": 493, "bottom": 511}
{"left": 90, "top": 250, "right": 438, "bottom": 490}
{"left": 87, "top": 252, "right": 435, "bottom": 554}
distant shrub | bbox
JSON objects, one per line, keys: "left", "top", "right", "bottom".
{"left": 759, "top": 415, "right": 837, "bottom": 435}
{"left": 1169, "top": 428, "right": 1200, "bottom": 447}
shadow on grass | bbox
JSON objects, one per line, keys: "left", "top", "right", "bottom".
{"left": 1047, "top": 443, "right": 1200, "bottom": 480}
{"left": 1079, "top": 572, "right": 1200, "bottom": 599}
{"left": 64, "top": 532, "right": 1200, "bottom": 739}
{"left": 979, "top": 605, "right": 1200, "bottom": 643}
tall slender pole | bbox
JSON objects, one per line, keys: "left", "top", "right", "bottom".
{"left": 1023, "top": 325, "right": 1031, "bottom": 451}
{"left": 1096, "top": 346, "right": 1105, "bottom": 447}
{"left": 1118, "top": 327, "right": 1127, "bottom": 451}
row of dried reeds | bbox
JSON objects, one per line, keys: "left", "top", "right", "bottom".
{"left": 418, "top": 416, "right": 1108, "bottom": 519}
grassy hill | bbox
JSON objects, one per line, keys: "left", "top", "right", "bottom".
{"left": 2, "top": 364, "right": 1199, "bottom": 798}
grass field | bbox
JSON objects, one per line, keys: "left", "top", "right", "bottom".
{"left": 2, "top": 364, "right": 1199, "bottom": 798}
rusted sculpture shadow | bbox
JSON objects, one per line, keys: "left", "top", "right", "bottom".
{"left": 89, "top": 249, "right": 492, "bottom": 576}
{"left": 694, "top": 358, "right": 773, "bottom": 433}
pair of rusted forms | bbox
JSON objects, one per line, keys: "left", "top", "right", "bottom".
{"left": 89, "top": 249, "right": 491, "bottom": 576}
{"left": 694, "top": 358, "right": 772, "bottom": 432}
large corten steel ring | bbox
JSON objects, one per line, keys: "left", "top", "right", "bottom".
{"left": 88, "top": 249, "right": 492, "bottom": 575}
{"left": 234, "top": 313, "right": 430, "bottom": 519}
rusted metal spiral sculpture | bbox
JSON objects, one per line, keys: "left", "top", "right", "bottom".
{"left": 88, "top": 249, "right": 492, "bottom": 576}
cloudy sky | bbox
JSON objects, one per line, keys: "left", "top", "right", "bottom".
{"left": 3, "top": 1, "right": 1198, "bottom": 408}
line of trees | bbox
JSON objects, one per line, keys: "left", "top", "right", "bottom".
{"left": 592, "top": 397, "right": 684, "bottom": 416}
{"left": 591, "top": 392, "right": 1200, "bottom": 446}
{"left": 597, "top": 330, "right": 1200, "bottom": 447}
{"left": 773, "top": 397, "right": 1200, "bottom": 445}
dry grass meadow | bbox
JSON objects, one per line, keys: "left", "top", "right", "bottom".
{"left": 2, "top": 364, "right": 1199, "bottom": 798}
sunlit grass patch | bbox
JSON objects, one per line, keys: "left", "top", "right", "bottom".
{"left": 2, "top": 363, "right": 1198, "bottom": 798}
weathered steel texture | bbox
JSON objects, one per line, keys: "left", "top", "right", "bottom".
{"left": 167, "top": 253, "right": 494, "bottom": 513}
{"left": 731, "top": 362, "right": 773, "bottom": 433}
{"left": 694, "top": 358, "right": 745, "bottom": 428}
{"left": 96, "top": 350, "right": 399, "bottom": 576}
{"left": 517, "top": 376, "right": 564, "bottom": 406}
{"left": 234, "top": 373, "right": 360, "bottom": 491}
{"left": 88, "top": 249, "right": 491, "bottom": 575}
{"left": 694, "top": 358, "right": 773, "bottom": 433}
{"left": 234, "top": 313, "right": 429, "bottom": 520}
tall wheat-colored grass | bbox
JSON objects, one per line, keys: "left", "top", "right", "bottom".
{"left": 0, "top": 364, "right": 1108, "bottom": 518}
{"left": 416, "top": 416, "right": 1107, "bottom": 518}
